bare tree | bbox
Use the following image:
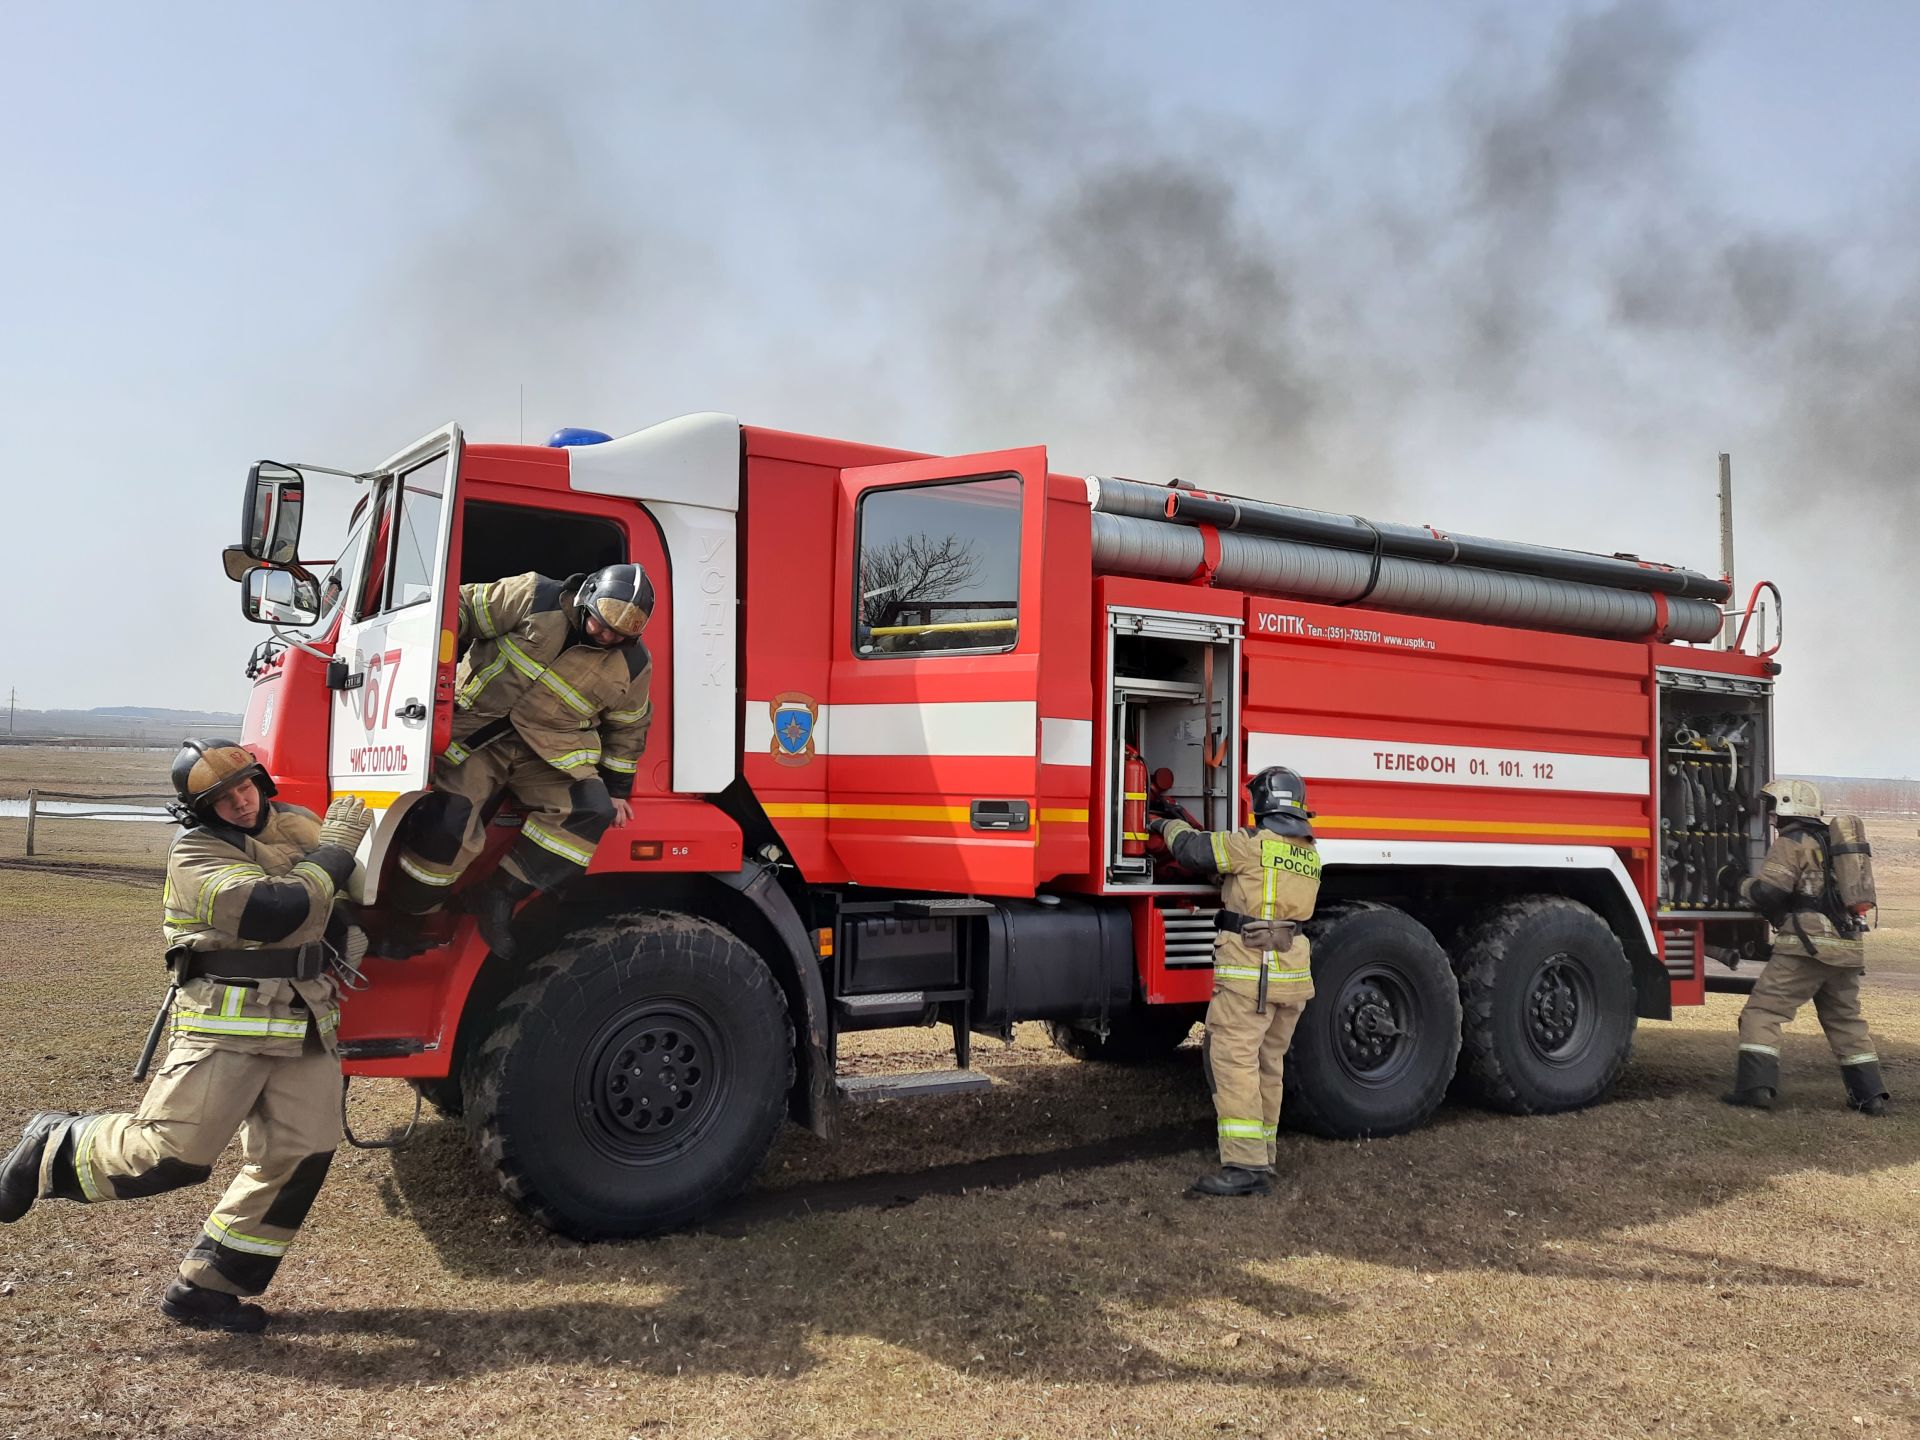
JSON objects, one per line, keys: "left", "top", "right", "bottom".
{"left": 860, "top": 533, "right": 982, "bottom": 628}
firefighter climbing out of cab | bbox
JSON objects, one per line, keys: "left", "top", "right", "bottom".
{"left": 1150, "top": 766, "right": 1321, "bottom": 1197}
{"left": 0, "top": 741, "right": 372, "bottom": 1334}
{"left": 1722, "top": 778, "right": 1890, "bottom": 1115}
{"left": 387, "top": 564, "right": 654, "bottom": 959}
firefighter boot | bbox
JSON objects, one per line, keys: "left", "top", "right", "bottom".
{"left": 161, "top": 1280, "right": 269, "bottom": 1334}
{"left": 0, "top": 1112, "right": 74, "bottom": 1222}
{"left": 1721, "top": 1050, "right": 1779, "bottom": 1111}
{"left": 460, "top": 872, "right": 536, "bottom": 962}
{"left": 1191, "top": 1165, "right": 1274, "bottom": 1198}
{"left": 1842, "top": 1060, "right": 1891, "bottom": 1117}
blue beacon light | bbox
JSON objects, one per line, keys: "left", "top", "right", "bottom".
{"left": 546, "top": 427, "right": 614, "bottom": 448}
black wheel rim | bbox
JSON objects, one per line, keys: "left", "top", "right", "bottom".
{"left": 1332, "top": 965, "right": 1421, "bottom": 1088}
{"left": 575, "top": 999, "right": 731, "bottom": 1166}
{"left": 1524, "top": 953, "right": 1597, "bottom": 1066}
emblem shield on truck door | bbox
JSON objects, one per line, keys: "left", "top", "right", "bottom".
{"left": 770, "top": 692, "right": 819, "bottom": 766}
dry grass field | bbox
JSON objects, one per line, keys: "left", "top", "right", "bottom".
{"left": 3, "top": 750, "right": 1919, "bottom": 1438}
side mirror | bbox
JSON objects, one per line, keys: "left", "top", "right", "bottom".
{"left": 242, "top": 567, "right": 321, "bottom": 628}
{"left": 243, "top": 462, "right": 306, "bottom": 565}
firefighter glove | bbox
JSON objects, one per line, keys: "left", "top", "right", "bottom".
{"left": 1147, "top": 814, "right": 1170, "bottom": 837}
{"left": 318, "top": 796, "right": 374, "bottom": 852}
{"left": 1716, "top": 863, "right": 1747, "bottom": 903}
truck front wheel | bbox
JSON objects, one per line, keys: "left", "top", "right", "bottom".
{"left": 1283, "top": 906, "right": 1462, "bottom": 1138}
{"left": 462, "top": 912, "right": 794, "bottom": 1239}
{"left": 1452, "top": 897, "right": 1636, "bottom": 1114}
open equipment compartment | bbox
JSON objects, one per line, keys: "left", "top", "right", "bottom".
{"left": 1104, "top": 606, "right": 1242, "bottom": 888}
{"left": 1656, "top": 667, "right": 1773, "bottom": 916}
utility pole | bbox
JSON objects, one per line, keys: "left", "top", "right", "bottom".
{"left": 1718, "top": 453, "right": 1736, "bottom": 649}
{"left": 6, "top": 686, "right": 14, "bottom": 736}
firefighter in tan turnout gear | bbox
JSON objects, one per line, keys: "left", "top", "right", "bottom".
{"left": 0, "top": 741, "right": 372, "bottom": 1333}
{"left": 1723, "top": 779, "right": 1890, "bottom": 1115}
{"left": 1150, "top": 766, "right": 1321, "bottom": 1197}
{"left": 388, "top": 564, "right": 654, "bottom": 959}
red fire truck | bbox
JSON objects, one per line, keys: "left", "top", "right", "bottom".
{"left": 228, "top": 413, "right": 1779, "bottom": 1237}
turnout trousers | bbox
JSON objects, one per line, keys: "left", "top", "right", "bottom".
{"left": 40, "top": 1030, "right": 341, "bottom": 1296}
{"left": 1737, "top": 947, "right": 1878, "bottom": 1069}
{"left": 391, "top": 733, "right": 614, "bottom": 909}
{"left": 1203, "top": 985, "right": 1307, "bottom": 1170}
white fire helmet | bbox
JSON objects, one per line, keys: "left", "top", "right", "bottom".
{"left": 1761, "top": 778, "right": 1822, "bottom": 820}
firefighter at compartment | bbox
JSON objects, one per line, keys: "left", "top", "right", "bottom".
{"left": 1722, "top": 779, "right": 1890, "bottom": 1115}
{"left": 0, "top": 741, "right": 373, "bottom": 1334}
{"left": 1149, "top": 766, "right": 1322, "bottom": 1197}
{"left": 386, "top": 564, "right": 654, "bottom": 959}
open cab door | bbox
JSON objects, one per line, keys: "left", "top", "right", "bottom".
{"left": 327, "top": 424, "right": 462, "bottom": 898}
{"left": 827, "top": 446, "right": 1052, "bottom": 895}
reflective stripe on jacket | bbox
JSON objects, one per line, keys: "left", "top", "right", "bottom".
{"left": 161, "top": 803, "right": 347, "bottom": 1056}
{"left": 1161, "top": 819, "right": 1321, "bottom": 999}
{"left": 452, "top": 571, "right": 653, "bottom": 795}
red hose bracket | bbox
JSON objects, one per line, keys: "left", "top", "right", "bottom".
{"left": 1190, "top": 524, "right": 1222, "bottom": 585}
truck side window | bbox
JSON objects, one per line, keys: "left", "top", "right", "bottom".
{"left": 382, "top": 455, "right": 446, "bottom": 611}
{"left": 355, "top": 453, "right": 447, "bottom": 619}
{"left": 854, "top": 474, "right": 1021, "bottom": 657}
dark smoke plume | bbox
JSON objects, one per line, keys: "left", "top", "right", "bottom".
{"left": 850, "top": 0, "right": 1914, "bottom": 768}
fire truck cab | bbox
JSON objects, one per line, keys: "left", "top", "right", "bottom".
{"left": 229, "top": 413, "right": 1778, "bottom": 1238}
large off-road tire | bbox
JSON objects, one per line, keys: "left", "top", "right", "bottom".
{"left": 1283, "top": 906, "right": 1462, "bottom": 1139}
{"left": 462, "top": 912, "right": 794, "bottom": 1239}
{"left": 1452, "top": 896, "right": 1636, "bottom": 1114}
{"left": 1044, "top": 1006, "right": 1201, "bottom": 1063}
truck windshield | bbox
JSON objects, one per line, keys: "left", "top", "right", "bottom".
{"left": 297, "top": 504, "right": 371, "bottom": 641}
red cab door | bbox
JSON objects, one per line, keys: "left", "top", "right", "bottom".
{"left": 825, "top": 447, "right": 1050, "bottom": 895}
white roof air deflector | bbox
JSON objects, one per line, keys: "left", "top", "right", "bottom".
{"left": 564, "top": 414, "right": 743, "bottom": 795}
{"left": 566, "top": 412, "right": 741, "bottom": 511}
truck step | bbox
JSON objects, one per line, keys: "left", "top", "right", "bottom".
{"left": 337, "top": 1037, "right": 431, "bottom": 1060}
{"left": 837, "top": 1069, "right": 994, "bottom": 1102}
{"left": 892, "top": 897, "right": 998, "bottom": 918}
{"left": 838, "top": 990, "right": 931, "bottom": 1018}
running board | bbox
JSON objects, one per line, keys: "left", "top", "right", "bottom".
{"left": 837, "top": 1070, "right": 994, "bottom": 1103}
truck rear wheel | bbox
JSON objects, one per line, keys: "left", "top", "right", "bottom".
{"left": 1283, "top": 907, "right": 1461, "bottom": 1139}
{"left": 1045, "top": 1007, "right": 1200, "bottom": 1063}
{"left": 462, "top": 912, "right": 794, "bottom": 1239}
{"left": 1452, "top": 897, "right": 1636, "bottom": 1114}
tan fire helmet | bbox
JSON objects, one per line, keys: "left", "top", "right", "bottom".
{"left": 1760, "top": 777, "right": 1822, "bottom": 821}
{"left": 170, "top": 739, "right": 276, "bottom": 819}
{"left": 575, "top": 563, "right": 654, "bottom": 640}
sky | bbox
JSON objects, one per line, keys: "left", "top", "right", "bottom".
{"left": 0, "top": 1, "right": 1915, "bottom": 775}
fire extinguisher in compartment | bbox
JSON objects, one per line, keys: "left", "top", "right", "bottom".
{"left": 1122, "top": 746, "right": 1150, "bottom": 857}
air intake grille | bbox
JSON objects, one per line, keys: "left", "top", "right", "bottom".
{"left": 1161, "top": 904, "right": 1219, "bottom": 969}
{"left": 1659, "top": 926, "right": 1700, "bottom": 980}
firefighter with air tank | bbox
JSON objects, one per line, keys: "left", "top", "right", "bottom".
{"left": 1150, "top": 766, "right": 1321, "bottom": 1197}
{"left": 0, "top": 741, "right": 372, "bottom": 1333}
{"left": 386, "top": 563, "right": 655, "bottom": 959}
{"left": 1722, "top": 778, "right": 1890, "bottom": 1115}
